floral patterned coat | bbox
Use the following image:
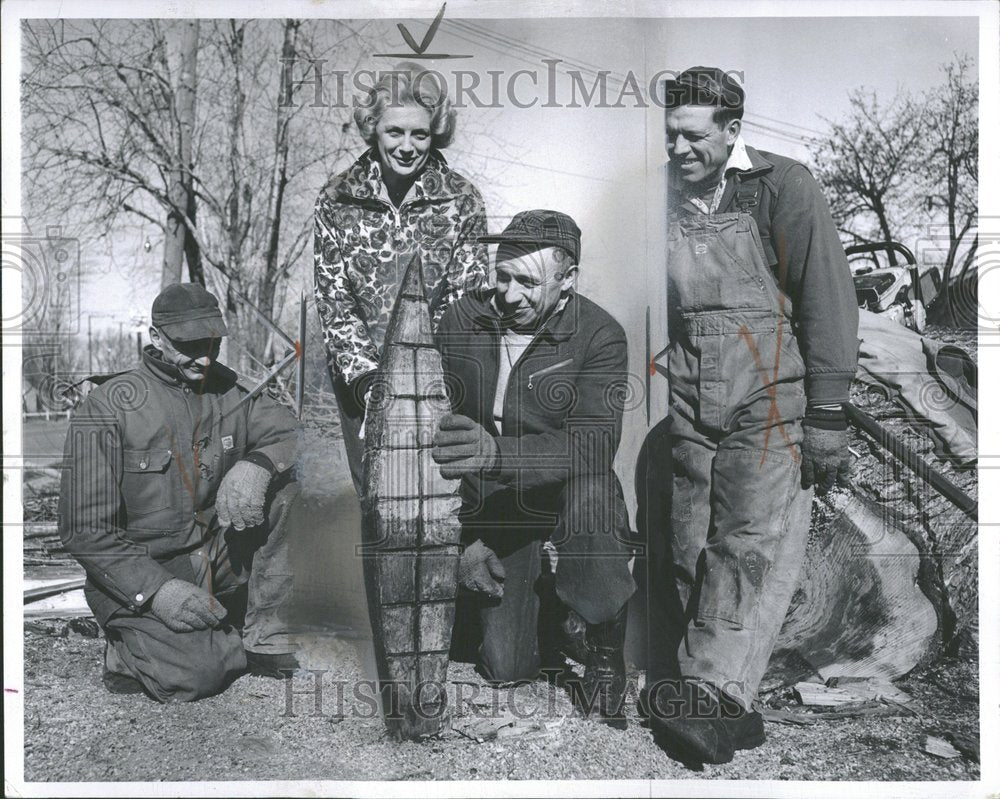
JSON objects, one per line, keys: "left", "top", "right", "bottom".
{"left": 314, "top": 148, "right": 489, "bottom": 386}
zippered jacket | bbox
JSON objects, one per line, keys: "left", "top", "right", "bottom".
{"left": 668, "top": 145, "right": 859, "bottom": 406}
{"left": 57, "top": 348, "right": 299, "bottom": 624}
{"left": 437, "top": 289, "right": 628, "bottom": 493}
{"left": 314, "top": 148, "right": 489, "bottom": 387}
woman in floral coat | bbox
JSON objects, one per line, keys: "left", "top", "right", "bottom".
{"left": 314, "top": 65, "right": 489, "bottom": 491}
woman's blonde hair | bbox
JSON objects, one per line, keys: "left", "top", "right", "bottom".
{"left": 354, "top": 62, "right": 457, "bottom": 149}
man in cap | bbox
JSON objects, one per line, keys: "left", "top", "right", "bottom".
{"left": 641, "top": 67, "right": 859, "bottom": 763}
{"left": 59, "top": 283, "right": 301, "bottom": 702}
{"left": 431, "top": 210, "right": 637, "bottom": 727}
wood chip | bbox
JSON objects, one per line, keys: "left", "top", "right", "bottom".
{"left": 924, "top": 735, "right": 961, "bottom": 759}
{"left": 825, "top": 677, "right": 914, "bottom": 704}
{"left": 793, "top": 682, "right": 866, "bottom": 706}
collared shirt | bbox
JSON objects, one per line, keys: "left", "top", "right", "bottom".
{"left": 685, "top": 135, "right": 754, "bottom": 214}
{"left": 489, "top": 294, "right": 571, "bottom": 432}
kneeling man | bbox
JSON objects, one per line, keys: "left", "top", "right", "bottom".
{"left": 432, "top": 210, "right": 636, "bottom": 726}
{"left": 59, "top": 283, "right": 300, "bottom": 702}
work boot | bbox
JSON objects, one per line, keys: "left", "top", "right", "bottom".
{"left": 570, "top": 605, "right": 628, "bottom": 730}
{"left": 245, "top": 649, "right": 299, "bottom": 679}
{"left": 727, "top": 709, "right": 765, "bottom": 750}
{"left": 719, "top": 690, "right": 766, "bottom": 750}
{"left": 644, "top": 678, "right": 735, "bottom": 765}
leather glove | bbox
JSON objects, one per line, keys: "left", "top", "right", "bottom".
{"left": 216, "top": 460, "right": 271, "bottom": 530}
{"left": 459, "top": 540, "right": 506, "bottom": 598}
{"left": 801, "top": 409, "right": 852, "bottom": 494}
{"left": 150, "top": 578, "right": 227, "bottom": 633}
{"left": 432, "top": 413, "right": 499, "bottom": 479}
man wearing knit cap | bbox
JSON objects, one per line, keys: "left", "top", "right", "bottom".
{"left": 59, "top": 283, "right": 301, "bottom": 702}
{"left": 642, "top": 67, "right": 859, "bottom": 764}
{"left": 431, "top": 210, "right": 637, "bottom": 728}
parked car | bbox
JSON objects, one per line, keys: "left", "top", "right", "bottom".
{"left": 847, "top": 242, "right": 942, "bottom": 334}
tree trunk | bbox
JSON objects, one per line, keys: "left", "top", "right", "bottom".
{"left": 257, "top": 19, "right": 300, "bottom": 363}
{"left": 184, "top": 187, "right": 204, "bottom": 285}
{"left": 162, "top": 19, "right": 200, "bottom": 288}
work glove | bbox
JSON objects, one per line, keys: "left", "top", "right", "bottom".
{"left": 459, "top": 540, "right": 506, "bottom": 598}
{"left": 216, "top": 460, "right": 271, "bottom": 530}
{"left": 801, "top": 408, "right": 852, "bottom": 494}
{"left": 150, "top": 578, "right": 227, "bottom": 633}
{"left": 432, "top": 413, "right": 500, "bottom": 479}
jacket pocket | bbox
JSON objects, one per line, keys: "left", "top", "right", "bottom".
{"left": 121, "top": 448, "right": 173, "bottom": 518}
{"left": 527, "top": 358, "right": 573, "bottom": 390}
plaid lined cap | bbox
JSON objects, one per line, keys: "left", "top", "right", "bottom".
{"left": 151, "top": 283, "right": 228, "bottom": 341}
{"left": 479, "top": 209, "right": 581, "bottom": 263}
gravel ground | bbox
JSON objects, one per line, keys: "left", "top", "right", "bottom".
{"left": 22, "top": 622, "right": 979, "bottom": 783}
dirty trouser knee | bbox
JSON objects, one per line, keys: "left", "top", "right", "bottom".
{"left": 104, "top": 613, "right": 246, "bottom": 703}
{"left": 662, "top": 332, "right": 811, "bottom": 709}
{"left": 669, "top": 411, "right": 811, "bottom": 708}
{"left": 205, "top": 478, "right": 300, "bottom": 655}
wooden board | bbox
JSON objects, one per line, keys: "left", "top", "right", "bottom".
{"left": 360, "top": 254, "right": 462, "bottom": 741}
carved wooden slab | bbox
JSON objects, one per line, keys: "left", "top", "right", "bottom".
{"left": 360, "top": 254, "right": 462, "bottom": 741}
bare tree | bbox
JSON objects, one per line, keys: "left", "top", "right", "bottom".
{"left": 72, "top": 327, "right": 141, "bottom": 375}
{"left": 809, "top": 89, "right": 928, "bottom": 256}
{"left": 807, "top": 58, "right": 978, "bottom": 324}
{"left": 921, "top": 56, "right": 978, "bottom": 326}
{"left": 22, "top": 18, "right": 382, "bottom": 373}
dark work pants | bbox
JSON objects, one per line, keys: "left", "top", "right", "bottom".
{"left": 103, "top": 480, "right": 299, "bottom": 702}
{"left": 463, "top": 474, "right": 636, "bottom": 683}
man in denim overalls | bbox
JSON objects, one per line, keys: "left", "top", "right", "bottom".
{"left": 643, "top": 67, "right": 859, "bottom": 764}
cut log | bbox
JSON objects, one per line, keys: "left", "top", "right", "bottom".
{"left": 359, "top": 254, "right": 462, "bottom": 741}
{"left": 764, "top": 494, "right": 938, "bottom": 689}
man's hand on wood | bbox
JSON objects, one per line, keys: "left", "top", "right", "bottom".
{"left": 216, "top": 460, "right": 271, "bottom": 530}
{"left": 432, "top": 413, "right": 499, "bottom": 479}
{"left": 150, "top": 578, "right": 227, "bottom": 632}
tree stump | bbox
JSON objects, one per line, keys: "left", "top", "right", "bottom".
{"left": 764, "top": 493, "right": 938, "bottom": 688}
